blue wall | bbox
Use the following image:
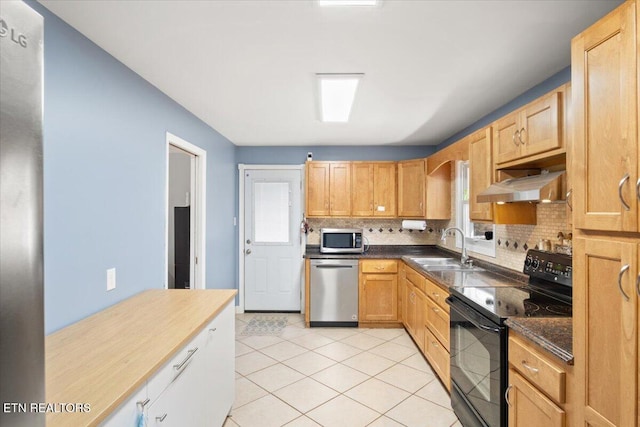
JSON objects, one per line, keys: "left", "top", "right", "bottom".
{"left": 28, "top": 2, "right": 237, "bottom": 334}
{"left": 436, "top": 67, "right": 571, "bottom": 150}
{"left": 236, "top": 145, "right": 436, "bottom": 164}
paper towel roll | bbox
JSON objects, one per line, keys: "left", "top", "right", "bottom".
{"left": 401, "top": 220, "right": 427, "bottom": 230}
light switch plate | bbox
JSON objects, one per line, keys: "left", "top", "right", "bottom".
{"left": 107, "top": 268, "right": 116, "bottom": 291}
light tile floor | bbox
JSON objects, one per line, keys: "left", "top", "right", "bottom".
{"left": 225, "top": 313, "right": 462, "bottom": 427}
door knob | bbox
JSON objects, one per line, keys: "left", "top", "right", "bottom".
{"left": 246, "top": 239, "right": 251, "bottom": 244}
{"left": 245, "top": 249, "right": 251, "bottom": 255}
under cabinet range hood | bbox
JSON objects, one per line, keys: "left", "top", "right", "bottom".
{"left": 477, "top": 170, "right": 565, "bottom": 204}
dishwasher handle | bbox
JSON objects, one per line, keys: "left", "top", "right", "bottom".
{"left": 314, "top": 264, "right": 354, "bottom": 269}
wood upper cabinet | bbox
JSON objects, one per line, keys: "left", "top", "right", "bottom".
{"left": 469, "top": 127, "right": 494, "bottom": 221}
{"left": 494, "top": 91, "right": 563, "bottom": 166}
{"left": 351, "top": 162, "right": 397, "bottom": 217}
{"left": 329, "top": 163, "right": 351, "bottom": 216}
{"left": 426, "top": 161, "right": 451, "bottom": 220}
{"left": 398, "top": 159, "right": 426, "bottom": 218}
{"left": 305, "top": 161, "right": 351, "bottom": 216}
{"left": 572, "top": 0, "right": 638, "bottom": 232}
{"left": 573, "top": 237, "right": 638, "bottom": 427}
{"left": 507, "top": 369, "right": 565, "bottom": 427}
{"left": 359, "top": 260, "right": 398, "bottom": 323}
{"left": 306, "top": 162, "right": 330, "bottom": 216}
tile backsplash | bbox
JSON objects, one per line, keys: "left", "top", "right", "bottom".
{"left": 307, "top": 204, "right": 569, "bottom": 272}
{"left": 306, "top": 218, "right": 439, "bottom": 246}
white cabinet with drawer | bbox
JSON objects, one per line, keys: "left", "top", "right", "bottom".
{"left": 101, "top": 300, "right": 234, "bottom": 427}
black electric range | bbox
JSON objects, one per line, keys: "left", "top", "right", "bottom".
{"left": 447, "top": 250, "right": 572, "bottom": 427}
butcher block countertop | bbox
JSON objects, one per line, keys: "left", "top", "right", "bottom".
{"left": 45, "top": 289, "right": 237, "bottom": 427}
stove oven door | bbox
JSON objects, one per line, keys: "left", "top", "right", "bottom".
{"left": 448, "top": 296, "right": 507, "bottom": 427}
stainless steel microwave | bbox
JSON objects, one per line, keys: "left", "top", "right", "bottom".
{"left": 320, "top": 228, "right": 364, "bottom": 254}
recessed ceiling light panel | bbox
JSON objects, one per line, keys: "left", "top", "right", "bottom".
{"left": 317, "top": 73, "right": 363, "bottom": 123}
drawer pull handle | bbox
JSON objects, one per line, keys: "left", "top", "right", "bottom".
{"left": 618, "top": 173, "right": 631, "bottom": 211}
{"left": 566, "top": 189, "right": 572, "bottom": 211}
{"left": 618, "top": 264, "right": 630, "bottom": 301}
{"left": 512, "top": 131, "right": 520, "bottom": 147}
{"left": 209, "top": 327, "right": 217, "bottom": 332}
{"left": 432, "top": 307, "right": 439, "bottom": 313}
{"left": 136, "top": 398, "right": 150, "bottom": 408}
{"left": 505, "top": 385, "right": 513, "bottom": 407}
{"left": 636, "top": 273, "right": 640, "bottom": 297}
{"left": 174, "top": 347, "right": 198, "bottom": 371}
{"left": 432, "top": 292, "right": 439, "bottom": 298}
{"left": 156, "top": 413, "right": 167, "bottom": 422}
{"left": 636, "top": 177, "right": 640, "bottom": 202}
{"left": 431, "top": 340, "right": 438, "bottom": 348}
{"left": 375, "top": 266, "right": 385, "bottom": 270}
{"left": 521, "top": 360, "right": 539, "bottom": 373}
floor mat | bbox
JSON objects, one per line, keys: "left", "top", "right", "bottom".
{"left": 240, "top": 315, "right": 288, "bottom": 336}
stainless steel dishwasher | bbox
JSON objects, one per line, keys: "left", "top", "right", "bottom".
{"left": 310, "top": 259, "right": 359, "bottom": 327}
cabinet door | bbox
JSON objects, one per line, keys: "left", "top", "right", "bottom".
{"left": 507, "top": 370, "right": 565, "bottom": 427}
{"left": 204, "top": 302, "right": 235, "bottom": 426}
{"left": 425, "top": 328, "right": 450, "bottom": 391}
{"left": 573, "top": 237, "right": 638, "bottom": 427}
{"left": 351, "top": 163, "right": 374, "bottom": 216}
{"left": 414, "top": 289, "right": 426, "bottom": 351}
{"left": 572, "top": 0, "right": 638, "bottom": 232}
{"left": 373, "top": 163, "right": 397, "bottom": 217}
{"left": 425, "top": 297, "right": 450, "bottom": 351}
{"left": 147, "top": 348, "right": 205, "bottom": 427}
{"left": 519, "top": 91, "right": 562, "bottom": 158}
{"left": 329, "top": 163, "right": 351, "bottom": 216}
{"left": 306, "top": 162, "right": 330, "bottom": 216}
{"left": 405, "top": 283, "right": 416, "bottom": 337}
{"left": 468, "top": 127, "right": 494, "bottom": 221}
{"left": 360, "top": 274, "right": 398, "bottom": 321}
{"left": 398, "top": 159, "right": 426, "bottom": 217}
{"left": 494, "top": 111, "right": 521, "bottom": 164}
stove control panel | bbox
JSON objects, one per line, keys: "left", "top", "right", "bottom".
{"left": 523, "top": 249, "right": 572, "bottom": 287}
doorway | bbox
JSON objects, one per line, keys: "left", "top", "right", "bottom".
{"left": 166, "top": 132, "right": 207, "bottom": 290}
{"left": 239, "top": 166, "right": 304, "bottom": 312}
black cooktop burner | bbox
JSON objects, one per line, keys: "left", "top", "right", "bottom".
{"left": 450, "top": 284, "right": 572, "bottom": 324}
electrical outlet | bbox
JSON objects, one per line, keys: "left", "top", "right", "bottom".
{"left": 107, "top": 268, "right": 116, "bottom": 291}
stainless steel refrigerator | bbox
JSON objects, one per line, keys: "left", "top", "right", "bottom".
{"left": 0, "top": 1, "right": 45, "bottom": 426}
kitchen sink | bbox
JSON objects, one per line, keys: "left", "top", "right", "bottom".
{"left": 410, "top": 257, "right": 456, "bottom": 266}
{"left": 408, "top": 257, "right": 484, "bottom": 272}
{"left": 423, "top": 264, "right": 485, "bottom": 272}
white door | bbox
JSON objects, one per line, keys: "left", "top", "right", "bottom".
{"left": 244, "top": 169, "right": 302, "bottom": 311}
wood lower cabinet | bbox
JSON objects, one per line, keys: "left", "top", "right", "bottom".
{"left": 507, "top": 333, "right": 571, "bottom": 427}
{"left": 573, "top": 237, "right": 638, "bottom": 427}
{"left": 572, "top": 0, "right": 638, "bottom": 233}
{"left": 398, "top": 159, "right": 426, "bottom": 218}
{"left": 401, "top": 263, "right": 450, "bottom": 389}
{"left": 359, "top": 260, "right": 399, "bottom": 325}
{"left": 507, "top": 370, "right": 565, "bottom": 427}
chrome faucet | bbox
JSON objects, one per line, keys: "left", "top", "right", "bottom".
{"left": 441, "top": 227, "right": 470, "bottom": 266}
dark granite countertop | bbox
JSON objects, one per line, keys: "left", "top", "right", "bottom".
{"left": 505, "top": 317, "right": 573, "bottom": 365}
{"left": 304, "top": 245, "right": 444, "bottom": 259}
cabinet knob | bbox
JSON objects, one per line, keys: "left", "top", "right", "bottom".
{"left": 512, "top": 130, "right": 520, "bottom": 147}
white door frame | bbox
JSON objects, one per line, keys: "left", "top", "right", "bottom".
{"left": 165, "top": 132, "right": 207, "bottom": 289}
{"left": 238, "top": 164, "right": 305, "bottom": 313}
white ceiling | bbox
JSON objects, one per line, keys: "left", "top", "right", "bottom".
{"left": 39, "top": 0, "right": 621, "bottom": 146}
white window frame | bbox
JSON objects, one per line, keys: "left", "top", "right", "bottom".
{"left": 455, "top": 160, "right": 496, "bottom": 258}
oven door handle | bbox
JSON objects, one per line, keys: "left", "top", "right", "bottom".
{"left": 446, "top": 296, "right": 502, "bottom": 334}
